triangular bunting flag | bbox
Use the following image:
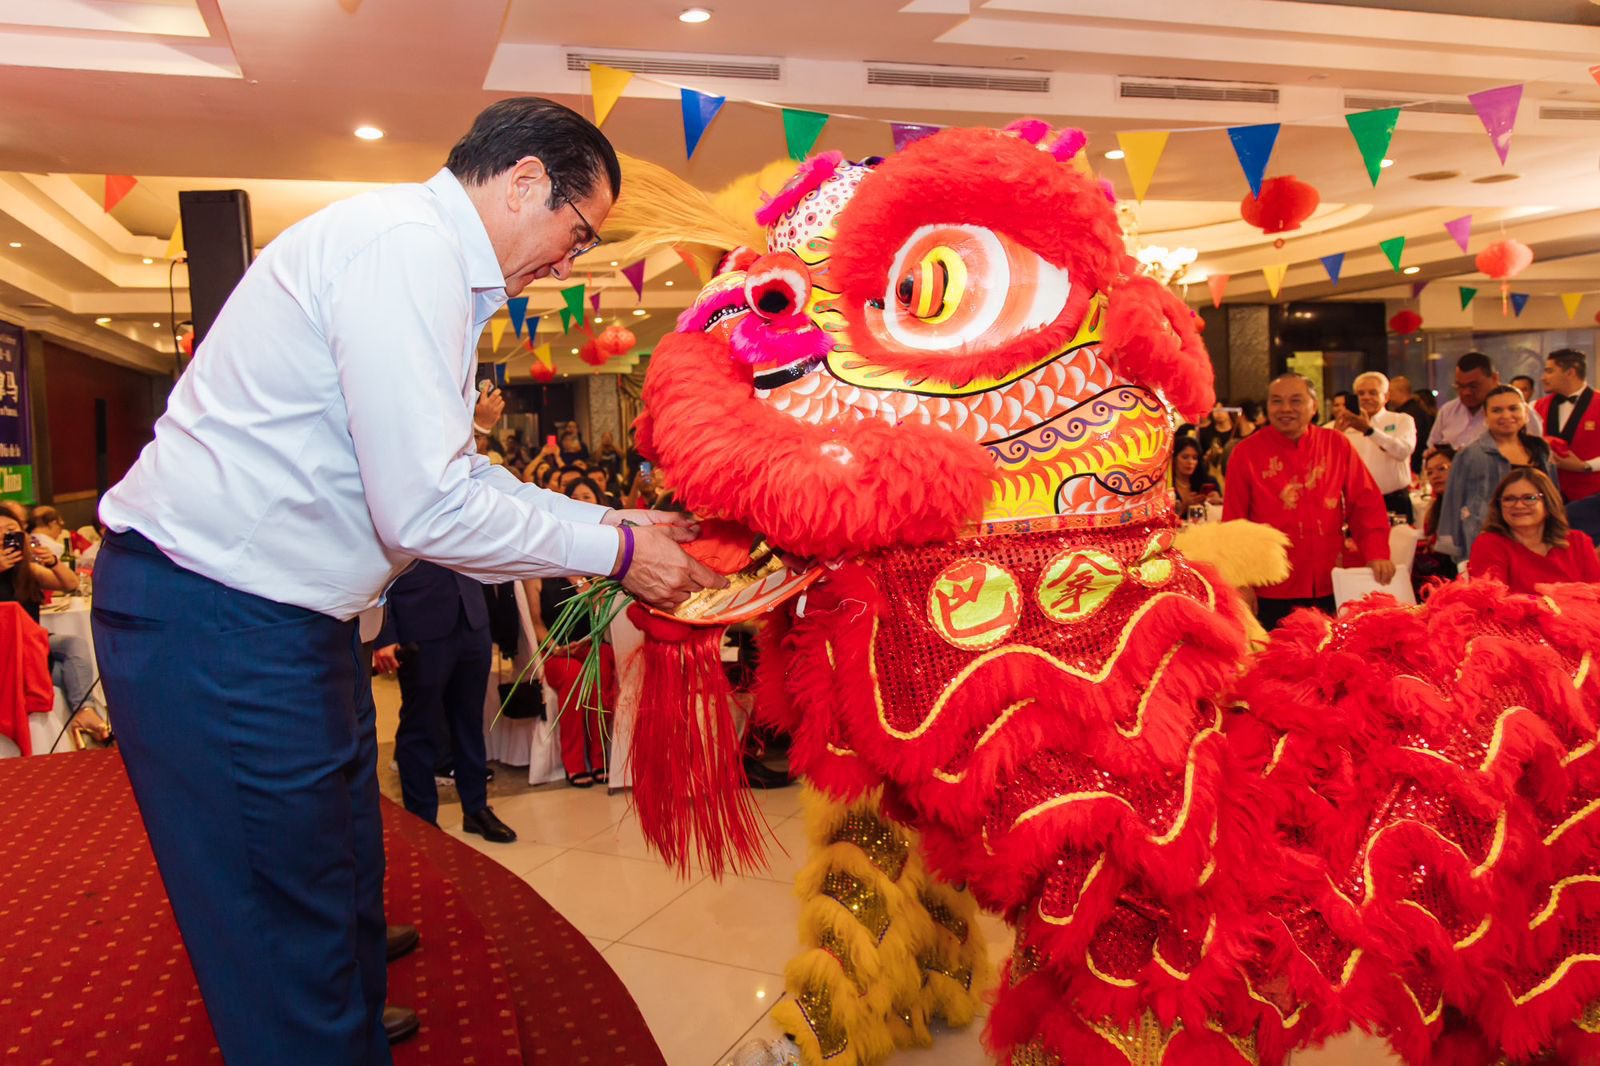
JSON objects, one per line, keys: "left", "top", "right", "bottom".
{"left": 488, "top": 316, "right": 508, "bottom": 352}
{"left": 1320, "top": 253, "right": 1345, "bottom": 285}
{"left": 890, "top": 123, "right": 940, "bottom": 153}
{"left": 1510, "top": 292, "right": 1530, "bottom": 317}
{"left": 589, "top": 64, "right": 634, "bottom": 127}
{"left": 104, "top": 175, "right": 137, "bottom": 213}
{"left": 1115, "top": 130, "right": 1170, "bottom": 203}
{"left": 1410, "top": 280, "right": 1429, "bottom": 299}
{"left": 1379, "top": 236, "right": 1406, "bottom": 272}
{"left": 1262, "top": 263, "right": 1288, "bottom": 299}
{"left": 1468, "top": 83, "right": 1523, "bottom": 165}
{"left": 562, "top": 283, "right": 587, "bottom": 329}
{"left": 524, "top": 315, "right": 540, "bottom": 341}
{"left": 782, "top": 109, "right": 829, "bottom": 161}
{"left": 1344, "top": 108, "right": 1401, "bottom": 186}
{"left": 676, "top": 246, "right": 704, "bottom": 283}
{"left": 1563, "top": 292, "right": 1584, "bottom": 320}
{"left": 622, "top": 260, "right": 646, "bottom": 300}
{"left": 506, "top": 296, "right": 529, "bottom": 339}
{"left": 560, "top": 309, "right": 572, "bottom": 332}
{"left": 164, "top": 220, "right": 184, "bottom": 261}
{"left": 1459, "top": 286, "right": 1479, "bottom": 311}
{"left": 1591, "top": 65, "right": 1600, "bottom": 90}
{"left": 590, "top": 291, "right": 601, "bottom": 321}
{"left": 1207, "top": 274, "right": 1230, "bottom": 308}
{"left": 1444, "top": 215, "right": 1472, "bottom": 253}
{"left": 534, "top": 342, "right": 553, "bottom": 370}
{"left": 680, "top": 88, "right": 726, "bottom": 159}
{"left": 1227, "top": 124, "right": 1280, "bottom": 197}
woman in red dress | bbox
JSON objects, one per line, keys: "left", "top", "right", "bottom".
{"left": 1468, "top": 467, "right": 1600, "bottom": 592}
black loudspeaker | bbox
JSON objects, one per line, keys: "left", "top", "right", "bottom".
{"left": 178, "top": 189, "right": 254, "bottom": 350}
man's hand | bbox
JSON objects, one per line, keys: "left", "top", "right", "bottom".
{"left": 373, "top": 644, "right": 402, "bottom": 674}
{"left": 604, "top": 508, "right": 701, "bottom": 540}
{"left": 1556, "top": 452, "right": 1590, "bottom": 473}
{"left": 474, "top": 386, "right": 505, "bottom": 429}
{"left": 1340, "top": 411, "right": 1372, "bottom": 434}
{"left": 619, "top": 525, "right": 727, "bottom": 609}
{"left": 1369, "top": 559, "right": 1397, "bottom": 585}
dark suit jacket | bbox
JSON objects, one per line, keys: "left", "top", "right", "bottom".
{"left": 1537, "top": 386, "right": 1600, "bottom": 502}
{"left": 375, "top": 561, "right": 489, "bottom": 646}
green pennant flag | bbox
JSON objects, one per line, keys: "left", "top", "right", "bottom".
{"left": 561, "top": 283, "right": 587, "bottom": 329}
{"left": 560, "top": 308, "right": 572, "bottom": 332}
{"left": 1459, "top": 286, "right": 1479, "bottom": 311}
{"left": 1345, "top": 108, "right": 1400, "bottom": 186}
{"left": 782, "top": 109, "right": 829, "bottom": 161}
{"left": 1379, "top": 236, "right": 1406, "bottom": 272}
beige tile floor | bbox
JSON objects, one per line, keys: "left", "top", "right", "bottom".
{"left": 371, "top": 675, "right": 1402, "bottom": 1066}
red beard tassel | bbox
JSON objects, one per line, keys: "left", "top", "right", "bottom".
{"left": 625, "top": 605, "right": 769, "bottom": 878}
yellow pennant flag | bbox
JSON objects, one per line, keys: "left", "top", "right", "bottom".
{"left": 1263, "top": 262, "right": 1288, "bottom": 299}
{"left": 1562, "top": 292, "right": 1584, "bottom": 320}
{"left": 590, "top": 64, "right": 634, "bottom": 128}
{"left": 534, "top": 342, "right": 553, "bottom": 370}
{"left": 488, "top": 315, "right": 508, "bottom": 352}
{"left": 1116, "top": 130, "right": 1170, "bottom": 203}
{"left": 164, "top": 219, "right": 184, "bottom": 261}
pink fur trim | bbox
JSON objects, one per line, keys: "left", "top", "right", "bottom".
{"left": 1005, "top": 118, "right": 1051, "bottom": 144}
{"left": 754, "top": 151, "right": 845, "bottom": 226}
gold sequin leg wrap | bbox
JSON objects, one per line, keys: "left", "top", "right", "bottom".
{"left": 771, "top": 786, "right": 990, "bottom": 1065}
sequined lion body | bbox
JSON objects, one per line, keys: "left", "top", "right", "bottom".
{"left": 621, "top": 124, "right": 1600, "bottom": 1066}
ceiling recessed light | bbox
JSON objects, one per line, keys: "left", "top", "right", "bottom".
{"left": 609, "top": 260, "right": 619, "bottom": 267}
{"left": 1105, "top": 149, "right": 1126, "bottom": 160}
{"left": 570, "top": 347, "right": 580, "bottom": 354}
{"left": 632, "top": 308, "right": 647, "bottom": 316}
{"left": 6, "top": 242, "right": 20, "bottom": 249}
{"left": 1402, "top": 266, "right": 1421, "bottom": 275}
{"left": 679, "top": 7, "right": 711, "bottom": 22}
{"left": 152, "top": 321, "right": 161, "bottom": 327}
{"left": 664, "top": 280, "right": 674, "bottom": 286}
{"left": 141, "top": 257, "right": 154, "bottom": 264}
{"left": 354, "top": 126, "right": 384, "bottom": 141}
{"left": 1380, "top": 158, "right": 1395, "bottom": 169}
{"left": 94, "top": 316, "right": 111, "bottom": 325}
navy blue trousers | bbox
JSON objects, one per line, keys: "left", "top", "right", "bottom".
{"left": 91, "top": 531, "right": 390, "bottom": 1066}
{"left": 393, "top": 619, "right": 491, "bottom": 824}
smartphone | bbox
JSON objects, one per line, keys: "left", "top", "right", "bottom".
{"left": 545, "top": 434, "right": 558, "bottom": 448}
{"left": 477, "top": 380, "right": 494, "bottom": 397}
{"left": 639, "top": 461, "right": 653, "bottom": 478}
{"left": 2, "top": 531, "right": 23, "bottom": 554}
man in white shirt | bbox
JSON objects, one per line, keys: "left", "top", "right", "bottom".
{"left": 1538, "top": 348, "right": 1600, "bottom": 502}
{"left": 1338, "top": 371, "right": 1418, "bottom": 520}
{"left": 1427, "top": 351, "right": 1543, "bottom": 453}
{"left": 91, "top": 98, "right": 722, "bottom": 1066}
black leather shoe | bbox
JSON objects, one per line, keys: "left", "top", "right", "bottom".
{"left": 383, "top": 1004, "right": 419, "bottom": 1044}
{"left": 385, "top": 923, "right": 419, "bottom": 962}
{"left": 743, "top": 754, "right": 793, "bottom": 790}
{"left": 461, "top": 806, "right": 518, "bottom": 843}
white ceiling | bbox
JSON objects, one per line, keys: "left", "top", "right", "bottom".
{"left": 2, "top": 0, "right": 1600, "bottom": 373}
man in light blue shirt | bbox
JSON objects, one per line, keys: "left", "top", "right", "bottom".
{"left": 91, "top": 98, "right": 721, "bottom": 1066}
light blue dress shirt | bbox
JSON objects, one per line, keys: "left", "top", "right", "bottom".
{"left": 102, "top": 168, "right": 620, "bottom": 621}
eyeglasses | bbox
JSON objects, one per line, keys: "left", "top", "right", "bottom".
{"left": 1500, "top": 493, "right": 1544, "bottom": 506}
{"left": 563, "top": 199, "right": 601, "bottom": 260}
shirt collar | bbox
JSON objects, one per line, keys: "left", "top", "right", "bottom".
{"left": 425, "top": 168, "right": 506, "bottom": 293}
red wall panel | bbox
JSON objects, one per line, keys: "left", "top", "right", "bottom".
{"left": 41, "top": 340, "right": 161, "bottom": 498}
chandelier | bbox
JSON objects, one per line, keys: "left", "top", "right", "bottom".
{"left": 1134, "top": 245, "right": 1199, "bottom": 286}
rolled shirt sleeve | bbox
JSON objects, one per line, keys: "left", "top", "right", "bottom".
{"left": 1372, "top": 413, "right": 1416, "bottom": 464}
{"left": 325, "top": 224, "right": 621, "bottom": 582}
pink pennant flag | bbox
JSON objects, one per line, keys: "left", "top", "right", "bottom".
{"left": 1444, "top": 215, "right": 1472, "bottom": 253}
{"left": 1468, "top": 84, "right": 1523, "bottom": 165}
{"left": 622, "top": 260, "right": 646, "bottom": 300}
{"left": 1207, "top": 274, "right": 1230, "bottom": 309}
{"left": 590, "top": 291, "right": 601, "bottom": 317}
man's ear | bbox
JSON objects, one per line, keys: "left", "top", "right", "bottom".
{"left": 505, "top": 156, "right": 550, "bottom": 215}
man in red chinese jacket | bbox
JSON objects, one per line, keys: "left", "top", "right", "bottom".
{"left": 1538, "top": 348, "right": 1600, "bottom": 503}
{"left": 1223, "top": 374, "right": 1396, "bottom": 630}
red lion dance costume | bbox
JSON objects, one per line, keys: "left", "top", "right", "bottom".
{"left": 613, "top": 122, "right": 1600, "bottom": 1066}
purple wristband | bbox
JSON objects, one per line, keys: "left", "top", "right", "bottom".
{"left": 612, "top": 524, "right": 635, "bottom": 581}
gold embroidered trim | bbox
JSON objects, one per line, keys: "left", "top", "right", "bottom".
{"left": 1529, "top": 875, "right": 1600, "bottom": 930}
{"left": 820, "top": 871, "right": 892, "bottom": 943}
{"left": 1036, "top": 855, "right": 1105, "bottom": 927}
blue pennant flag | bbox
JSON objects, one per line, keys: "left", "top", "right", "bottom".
{"left": 523, "top": 315, "right": 539, "bottom": 343}
{"left": 1228, "top": 123, "right": 1280, "bottom": 198}
{"left": 1320, "top": 253, "right": 1345, "bottom": 286}
{"left": 1510, "top": 292, "right": 1530, "bottom": 317}
{"left": 680, "top": 88, "right": 726, "bottom": 159}
{"left": 507, "top": 297, "right": 529, "bottom": 339}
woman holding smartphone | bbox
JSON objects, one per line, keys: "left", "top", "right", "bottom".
{"left": 0, "top": 510, "right": 108, "bottom": 744}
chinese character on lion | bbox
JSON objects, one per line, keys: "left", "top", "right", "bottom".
{"left": 599, "top": 120, "right": 1600, "bottom": 1066}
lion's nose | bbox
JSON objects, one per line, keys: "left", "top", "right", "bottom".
{"left": 744, "top": 251, "right": 811, "bottom": 322}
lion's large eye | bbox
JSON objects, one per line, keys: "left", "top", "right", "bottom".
{"left": 873, "top": 224, "right": 1069, "bottom": 353}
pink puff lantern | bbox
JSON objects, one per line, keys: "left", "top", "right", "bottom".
{"left": 1476, "top": 238, "right": 1533, "bottom": 315}
{"left": 597, "top": 324, "right": 637, "bottom": 358}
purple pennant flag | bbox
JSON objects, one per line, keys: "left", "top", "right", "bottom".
{"left": 1410, "top": 280, "right": 1429, "bottom": 299}
{"left": 1468, "top": 84, "right": 1523, "bottom": 165}
{"left": 891, "top": 123, "right": 940, "bottom": 153}
{"left": 1444, "top": 215, "right": 1472, "bottom": 253}
{"left": 622, "top": 260, "right": 647, "bottom": 300}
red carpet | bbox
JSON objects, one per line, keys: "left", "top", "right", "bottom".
{"left": 0, "top": 750, "right": 665, "bottom": 1065}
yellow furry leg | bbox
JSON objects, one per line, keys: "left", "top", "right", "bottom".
{"left": 772, "top": 786, "right": 992, "bottom": 1066}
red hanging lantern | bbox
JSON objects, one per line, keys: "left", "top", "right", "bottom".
{"left": 1476, "top": 238, "right": 1533, "bottom": 316}
{"left": 577, "top": 340, "right": 607, "bottom": 367}
{"left": 1241, "top": 176, "right": 1320, "bottom": 250}
{"left": 1388, "top": 309, "right": 1423, "bottom": 335}
{"left": 179, "top": 330, "right": 194, "bottom": 357}
{"left": 597, "top": 324, "right": 637, "bottom": 358}
{"left": 529, "top": 359, "right": 556, "bottom": 383}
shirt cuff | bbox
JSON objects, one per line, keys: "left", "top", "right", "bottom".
{"left": 565, "top": 522, "right": 623, "bottom": 577}
{"left": 1588, "top": 457, "right": 1600, "bottom": 473}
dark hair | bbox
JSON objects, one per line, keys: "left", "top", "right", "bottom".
{"left": 565, "top": 477, "right": 605, "bottom": 503}
{"left": 1511, "top": 374, "right": 1536, "bottom": 388}
{"left": 1240, "top": 399, "right": 1263, "bottom": 421}
{"left": 1547, "top": 348, "right": 1587, "bottom": 380}
{"left": 0, "top": 514, "right": 39, "bottom": 607}
{"left": 446, "top": 97, "right": 621, "bottom": 209}
{"left": 1425, "top": 443, "right": 1457, "bottom": 463}
{"left": 27, "top": 505, "right": 59, "bottom": 531}
{"left": 1456, "top": 351, "right": 1495, "bottom": 377}
{"left": 1170, "top": 436, "right": 1214, "bottom": 498}
{"left": 1484, "top": 384, "right": 1551, "bottom": 464}
{"left": 1332, "top": 389, "right": 1357, "bottom": 410}
{"left": 1483, "top": 466, "right": 1570, "bottom": 550}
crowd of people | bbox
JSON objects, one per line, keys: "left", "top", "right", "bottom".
{"left": 1173, "top": 348, "right": 1600, "bottom": 624}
